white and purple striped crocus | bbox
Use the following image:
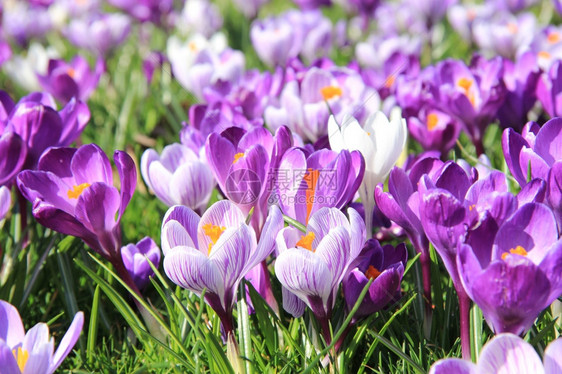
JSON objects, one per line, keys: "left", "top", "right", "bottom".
{"left": 17, "top": 144, "right": 136, "bottom": 273}
{"left": 121, "top": 237, "right": 161, "bottom": 291}
{"left": 430, "top": 333, "right": 562, "bottom": 374}
{"left": 141, "top": 143, "right": 215, "bottom": 214}
{"left": 0, "top": 185, "right": 10, "bottom": 221}
{"left": 0, "top": 300, "right": 84, "bottom": 374}
{"left": 275, "top": 207, "right": 365, "bottom": 342}
{"left": 162, "top": 200, "right": 283, "bottom": 336}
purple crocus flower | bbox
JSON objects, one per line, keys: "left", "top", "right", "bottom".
{"left": 17, "top": 143, "right": 136, "bottom": 271}
{"left": 2, "top": 2, "right": 52, "bottom": 45}
{"left": 162, "top": 200, "right": 283, "bottom": 336}
{"left": 292, "top": 0, "right": 331, "bottom": 10}
{"left": 343, "top": 239, "right": 407, "bottom": 321}
{"left": 250, "top": 16, "right": 299, "bottom": 67}
{"left": 0, "top": 300, "right": 84, "bottom": 374}
{"left": 179, "top": 0, "right": 223, "bottom": 38}
{"left": 64, "top": 13, "right": 131, "bottom": 57}
{"left": 38, "top": 56, "right": 104, "bottom": 103}
{"left": 0, "top": 39, "right": 11, "bottom": 67}
{"left": 458, "top": 203, "right": 562, "bottom": 336}
{"left": 232, "top": 0, "right": 270, "bottom": 18}
{"left": 121, "top": 237, "right": 161, "bottom": 290}
{"left": 0, "top": 185, "right": 10, "bottom": 221}
{"left": 274, "top": 147, "right": 364, "bottom": 226}
{"left": 275, "top": 207, "right": 365, "bottom": 342}
{"left": 430, "top": 333, "right": 562, "bottom": 374}
{"left": 0, "top": 131, "right": 27, "bottom": 187}
{"left": 407, "top": 107, "right": 461, "bottom": 155}
{"left": 206, "top": 126, "right": 292, "bottom": 234}
{"left": 432, "top": 56, "right": 506, "bottom": 155}
{"left": 141, "top": 143, "right": 215, "bottom": 214}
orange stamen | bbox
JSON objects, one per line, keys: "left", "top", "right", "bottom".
{"left": 501, "top": 245, "right": 528, "bottom": 260}
{"left": 303, "top": 168, "right": 320, "bottom": 224}
{"left": 320, "top": 86, "right": 342, "bottom": 101}
{"left": 233, "top": 152, "right": 244, "bottom": 164}
{"left": 202, "top": 223, "right": 226, "bottom": 255}
{"left": 548, "top": 32, "right": 561, "bottom": 44}
{"left": 188, "top": 41, "right": 198, "bottom": 52}
{"left": 538, "top": 51, "right": 551, "bottom": 59}
{"left": 457, "top": 77, "right": 476, "bottom": 106}
{"left": 426, "top": 113, "right": 439, "bottom": 131}
{"left": 67, "top": 68, "right": 76, "bottom": 78}
{"left": 384, "top": 75, "right": 396, "bottom": 88}
{"left": 296, "top": 232, "right": 315, "bottom": 251}
{"left": 507, "top": 22, "right": 518, "bottom": 34}
{"left": 67, "top": 183, "right": 91, "bottom": 199}
{"left": 365, "top": 265, "right": 382, "bottom": 280}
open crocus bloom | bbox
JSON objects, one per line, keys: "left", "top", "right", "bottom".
{"left": 458, "top": 203, "right": 562, "bottom": 335}
{"left": 121, "top": 236, "right": 161, "bottom": 290}
{"left": 430, "top": 333, "right": 562, "bottom": 374}
{"left": 162, "top": 200, "right": 283, "bottom": 335}
{"left": 0, "top": 300, "right": 84, "bottom": 374}
{"left": 275, "top": 207, "right": 366, "bottom": 322}
{"left": 17, "top": 143, "right": 136, "bottom": 261}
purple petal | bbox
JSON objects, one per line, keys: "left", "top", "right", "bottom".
{"left": 206, "top": 132, "right": 236, "bottom": 191}
{"left": 275, "top": 248, "right": 333, "bottom": 307}
{"left": 307, "top": 207, "right": 351, "bottom": 248}
{"left": 113, "top": 150, "right": 136, "bottom": 220}
{"left": 502, "top": 128, "right": 530, "bottom": 186}
{"left": 161, "top": 205, "right": 200, "bottom": 255}
{"left": 0, "top": 186, "right": 11, "bottom": 221}
{"left": 0, "top": 340, "right": 20, "bottom": 374}
{"left": 49, "top": 311, "right": 83, "bottom": 374}
{"left": 36, "top": 147, "right": 77, "bottom": 184}
{"left": 429, "top": 358, "right": 476, "bottom": 374}
{"left": 58, "top": 99, "right": 90, "bottom": 147}
{"left": 70, "top": 144, "right": 113, "bottom": 186}
{"left": 534, "top": 118, "right": 562, "bottom": 166}
{"left": 0, "top": 300, "right": 25, "bottom": 347}
{"left": 169, "top": 162, "right": 214, "bottom": 211}
{"left": 164, "top": 246, "right": 223, "bottom": 296}
{"left": 315, "top": 226, "right": 350, "bottom": 288}
{"left": 281, "top": 287, "right": 306, "bottom": 318}
{"left": 249, "top": 205, "right": 283, "bottom": 269}
{"left": 0, "top": 131, "right": 27, "bottom": 186}
{"left": 493, "top": 203, "right": 558, "bottom": 264}
{"left": 478, "top": 334, "right": 544, "bottom": 374}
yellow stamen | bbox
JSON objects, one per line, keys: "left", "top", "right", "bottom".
{"left": 548, "top": 32, "right": 561, "bottom": 44}
{"left": 501, "top": 245, "right": 528, "bottom": 260}
{"left": 468, "top": 204, "right": 476, "bottom": 211}
{"left": 13, "top": 347, "right": 29, "bottom": 372}
{"left": 303, "top": 169, "right": 320, "bottom": 224}
{"left": 232, "top": 152, "right": 244, "bottom": 164}
{"left": 202, "top": 223, "right": 226, "bottom": 255}
{"left": 67, "top": 68, "right": 76, "bottom": 79}
{"left": 426, "top": 113, "right": 439, "bottom": 131}
{"left": 67, "top": 183, "right": 91, "bottom": 199}
{"left": 320, "top": 86, "right": 342, "bottom": 101}
{"left": 457, "top": 77, "right": 476, "bottom": 106}
{"left": 365, "top": 265, "right": 382, "bottom": 280}
{"left": 296, "top": 232, "right": 315, "bottom": 251}
{"left": 538, "top": 51, "right": 551, "bottom": 59}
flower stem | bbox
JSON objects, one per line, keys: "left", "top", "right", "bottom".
{"left": 457, "top": 288, "right": 471, "bottom": 360}
{"left": 420, "top": 248, "right": 433, "bottom": 339}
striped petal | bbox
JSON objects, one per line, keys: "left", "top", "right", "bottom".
{"left": 478, "top": 334, "right": 544, "bottom": 374}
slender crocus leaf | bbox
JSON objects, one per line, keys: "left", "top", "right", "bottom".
{"left": 87, "top": 285, "right": 101, "bottom": 364}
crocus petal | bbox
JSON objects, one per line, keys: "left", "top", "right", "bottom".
{"left": 248, "top": 205, "right": 283, "bottom": 269}
{"left": 164, "top": 246, "right": 223, "bottom": 296}
{"left": 275, "top": 248, "right": 333, "bottom": 307}
{"left": 23, "top": 340, "right": 53, "bottom": 374}
{"left": 206, "top": 132, "right": 236, "bottom": 190}
{"left": 314, "top": 226, "right": 350, "bottom": 288}
{"left": 161, "top": 205, "right": 200, "bottom": 255}
{"left": 0, "top": 340, "right": 20, "bottom": 374}
{"left": 429, "top": 358, "right": 476, "bottom": 374}
{"left": 534, "top": 118, "right": 562, "bottom": 166}
{"left": 544, "top": 338, "right": 562, "bottom": 374}
{"left": 70, "top": 144, "right": 113, "bottom": 186}
{"left": 492, "top": 203, "right": 558, "bottom": 264}
{"left": 0, "top": 299, "right": 25, "bottom": 347}
{"left": 49, "top": 312, "right": 84, "bottom": 374}
{"left": 146, "top": 161, "right": 175, "bottom": 206}
{"left": 0, "top": 131, "right": 27, "bottom": 186}
{"left": 114, "top": 150, "right": 136, "bottom": 220}
{"left": 478, "top": 334, "right": 545, "bottom": 374}
{"left": 0, "top": 186, "right": 10, "bottom": 220}
{"left": 307, "top": 207, "right": 351, "bottom": 247}
{"left": 36, "top": 147, "right": 77, "bottom": 184}
{"left": 281, "top": 287, "right": 306, "bottom": 318}
{"left": 169, "top": 161, "right": 214, "bottom": 210}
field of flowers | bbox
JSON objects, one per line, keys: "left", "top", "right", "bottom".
{"left": 3, "top": 0, "right": 562, "bottom": 372}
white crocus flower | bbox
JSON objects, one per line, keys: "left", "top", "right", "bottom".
{"left": 328, "top": 108, "right": 407, "bottom": 237}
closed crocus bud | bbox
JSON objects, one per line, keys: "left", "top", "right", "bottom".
{"left": 141, "top": 143, "right": 215, "bottom": 214}
{"left": 250, "top": 17, "right": 298, "bottom": 67}
{"left": 328, "top": 109, "right": 407, "bottom": 237}
{"left": 121, "top": 237, "right": 161, "bottom": 290}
